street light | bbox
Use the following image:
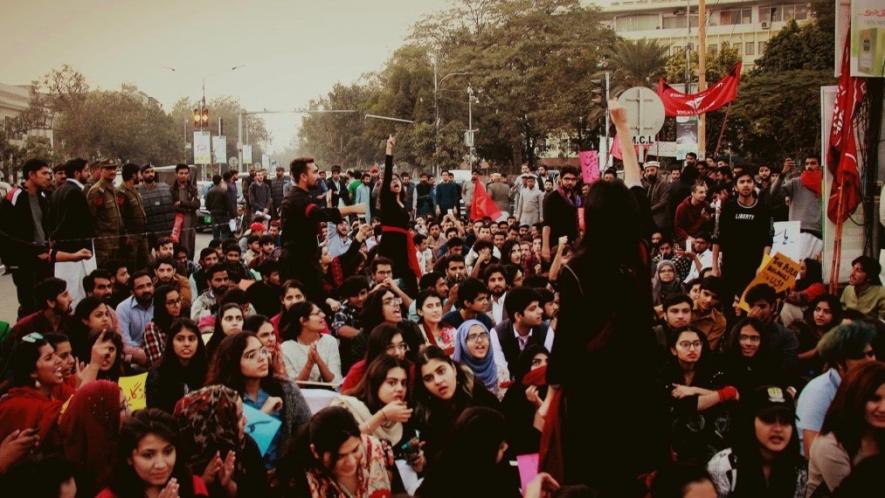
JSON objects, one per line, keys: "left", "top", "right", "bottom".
{"left": 432, "top": 55, "right": 470, "bottom": 175}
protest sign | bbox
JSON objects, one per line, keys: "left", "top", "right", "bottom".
{"left": 119, "top": 372, "right": 148, "bottom": 411}
{"left": 579, "top": 150, "right": 599, "bottom": 184}
{"left": 738, "top": 252, "right": 801, "bottom": 312}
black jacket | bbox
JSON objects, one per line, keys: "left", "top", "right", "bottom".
{"left": 0, "top": 187, "right": 51, "bottom": 268}
{"left": 49, "top": 179, "right": 94, "bottom": 252}
{"left": 494, "top": 319, "right": 549, "bottom": 376}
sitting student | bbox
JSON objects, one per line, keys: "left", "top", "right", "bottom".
{"left": 146, "top": 318, "right": 208, "bottom": 413}
{"left": 793, "top": 294, "right": 843, "bottom": 381}
{"left": 664, "top": 329, "right": 737, "bottom": 464}
{"left": 143, "top": 284, "right": 185, "bottom": 367}
{"left": 780, "top": 258, "right": 826, "bottom": 327}
{"left": 839, "top": 255, "right": 885, "bottom": 321}
{"left": 417, "top": 407, "right": 521, "bottom": 498}
{"left": 205, "top": 332, "right": 310, "bottom": 469}
{"left": 411, "top": 346, "right": 500, "bottom": 462}
{"left": 190, "top": 247, "right": 220, "bottom": 297}
{"left": 535, "top": 286, "right": 559, "bottom": 332}
{"left": 277, "top": 407, "right": 393, "bottom": 498}
{"left": 341, "top": 324, "right": 411, "bottom": 392}
{"left": 454, "top": 320, "right": 509, "bottom": 399}
{"left": 492, "top": 286, "right": 553, "bottom": 375}
{"left": 59, "top": 380, "right": 127, "bottom": 498}
{"left": 331, "top": 276, "right": 371, "bottom": 374}
{"left": 718, "top": 318, "right": 785, "bottom": 397}
{"left": 415, "top": 289, "right": 456, "bottom": 355}
{"left": 204, "top": 302, "right": 244, "bottom": 359}
{"left": 501, "top": 344, "right": 549, "bottom": 455}
{"left": 653, "top": 260, "right": 684, "bottom": 307}
{"left": 280, "top": 301, "right": 342, "bottom": 383}
{"left": 796, "top": 322, "right": 878, "bottom": 457}
{"left": 807, "top": 361, "right": 885, "bottom": 497}
{"left": 653, "top": 293, "right": 694, "bottom": 354}
{"left": 98, "top": 408, "right": 208, "bottom": 498}
{"left": 691, "top": 276, "right": 727, "bottom": 351}
{"left": 744, "top": 284, "right": 800, "bottom": 380}
{"left": 441, "top": 277, "right": 495, "bottom": 331}
{"left": 221, "top": 240, "right": 254, "bottom": 284}
{"left": 245, "top": 260, "right": 283, "bottom": 318}
{"left": 650, "top": 463, "right": 718, "bottom": 498}
{"left": 243, "top": 314, "right": 287, "bottom": 378}
{"left": 173, "top": 385, "right": 269, "bottom": 496}
{"left": 707, "top": 386, "right": 806, "bottom": 497}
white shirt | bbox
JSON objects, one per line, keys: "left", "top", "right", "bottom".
{"left": 684, "top": 248, "right": 713, "bottom": 283}
{"left": 281, "top": 335, "right": 342, "bottom": 384}
{"left": 488, "top": 292, "right": 507, "bottom": 325}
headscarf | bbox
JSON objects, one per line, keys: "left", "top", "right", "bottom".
{"left": 60, "top": 380, "right": 122, "bottom": 492}
{"left": 652, "top": 259, "right": 682, "bottom": 306}
{"left": 174, "top": 385, "right": 244, "bottom": 474}
{"left": 453, "top": 319, "right": 498, "bottom": 392}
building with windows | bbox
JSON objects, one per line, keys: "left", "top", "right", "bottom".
{"left": 591, "top": 0, "right": 813, "bottom": 71}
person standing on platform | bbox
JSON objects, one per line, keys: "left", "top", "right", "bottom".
{"left": 280, "top": 157, "right": 365, "bottom": 302}
{"left": 377, "top": 135, "right": 420, "bottom": 297}
{"left": 87, "top": 161, "right": 124, "bottom": 268}
{"left": 170, "top": 164, "right": 200, "bottom": 259}
{"left": 117, "top": 163, "right": 150, "bottom": 271}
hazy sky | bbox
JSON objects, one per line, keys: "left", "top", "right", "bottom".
{"left": 1, "top": 0, "right": 450, "bottom": 152}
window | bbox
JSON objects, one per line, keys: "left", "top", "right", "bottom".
{"left": 745, "top": 42, "right": 754, "bottom": 56}
{"left": 794, "top": 4, "right": 808, "bottom": 20}
{"left": 662, "top": 10, "right": 699, "bottom": 29}
{"left": 613, "top": 14, "right": 660, "bottom": 32}
{"left": 735, "top": 42, "right": 743, "bottom": 56}
{"left": 764, "top": 6, "right": 783, "bottom": 22}
{"left": 718, "top": 8, "right": 752, "bottom": 25}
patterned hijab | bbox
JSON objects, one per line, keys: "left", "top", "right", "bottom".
{"left": 60, "top": 380, "right": 122, "bottom": 491}
{"left": 453, "top": 319, "right": 498, "bottom": 392}
{"left": 174, "top": 384, "right": 244, "bottom": 474}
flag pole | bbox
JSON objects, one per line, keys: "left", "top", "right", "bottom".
{"left": 697, "top": 0, "right": 707, "bottom": 157}
{"left": 713, "top": 103, "right": 731, "bottom": 158}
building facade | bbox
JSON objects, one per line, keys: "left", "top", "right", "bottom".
{"left": 592, "top": 0, "right": 813, "bottom": 71}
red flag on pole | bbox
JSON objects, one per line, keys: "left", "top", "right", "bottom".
{"left": 657, "top": 63, "right": 742, "bottom": 117}
{"left": 470, "top": 178, "right": 502, "bottom": 221}
{"left": 827, "top": 37, "right": 866, "bottom": 224}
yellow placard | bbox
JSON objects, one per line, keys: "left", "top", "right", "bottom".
{"left": 119, "top": 372, "right": 148, "bottom": 411}
{"left": 738, "top": 252, "right": 801, "bottom": 312}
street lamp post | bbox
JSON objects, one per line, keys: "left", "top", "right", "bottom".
{"left": 431, "top": 56, "right": 470, "bottom": 176}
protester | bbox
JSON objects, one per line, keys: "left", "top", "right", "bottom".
{"left": 793, "top": 294, "right": 843, "bottom": 380}
{"left": 137, "top": 164, "right": 175, "bottom": 244}
{"left": 653, "top": 260, "right": 684, "bottom": 307}
{"left": 99, "top": 408, "right": 207, "bottom": 498}
{"left": 173, "top": 384, "right": 270, "bottom": 496}
{"left": 806, "top": 361, "right": 885, "bottom": 497}
{"left": 501, "top": 344, "right": 548, "bottom": 455}
{"left": 781, "top": 259, "right": 826, "bottom": 327}
{"left": 839, "top": 255, "right": 885, "bottom": 320}
{"left": 377, "top": 136, "right": 420, "bottom": 297}
{"left": 146, "top": 318, "right": 208, "bottom": 413}
{"left": 205, "top": 302, "right": 245, "bottom": 358}
{"left": 171, "top": 164, "right": 200, "bottom": 259}
{"left": 143, "top": 284, "right": 184, "bottom": 366}
{"left": 415, "top": 289, "right": 456, "bottom": 355}
{"left": 280, "top": 301, "right": 342, "bottom": 383}
{"left": 278, "top": 406, "right": 393, "bottom": 498}
{"left": 718, "top": 318, "right": 784, "bottom": 397}
{"left": 454, "top": 319, "right": 507, "bottom": 398}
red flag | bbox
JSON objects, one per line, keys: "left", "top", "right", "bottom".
{"left": 470, "top": 179, "right": 502, "bottom": 221}
{"left": 827, "top": 37, "right": 866, "bottom": 224}
{"left": 657, "top": 63, "right": 742, "bottom": 117}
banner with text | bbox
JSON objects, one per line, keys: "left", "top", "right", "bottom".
{"left": 193, "top": 131, "right": 211, "bottom": 164}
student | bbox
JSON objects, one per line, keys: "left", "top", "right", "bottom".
{"left": 146, "top": 318, "right": 208, "bottom": 414}
{"left": 341, "top": 324, "right": 412, "bottom": 393}
{"left": 707, "top": 386, "right": 806, "bottom": 497}
{"left": 780, "top": 259, "right": 826, "bottom": 327}
{"left": 278, "top": 406, "right": 393, "bottom": 498}
{"left": 58, "top": 380, "right": 127, "bottom": 497}
{"left": 243, "top": 313, "right": 287, "bottom": 379}
{"left": 454, "top": 320, "right": 508, "bottom": 398}
{"left": 744, "top": 284, "right": 800, "bottom": 380}
{"left": 358, "top": 286, "right": 424, "bottom": 361}
{"left": 501, "top": 344, "right": 549, "bottom": 455}
{"left": 653, "top": 260, "right": 684, "bottom": 307}
{"left": 796, "top": 322, "right": 878, "bottom": 457}
{"left": 376, "top": 136, "right": 420, "bottom": 297}
{"left": 654, "top": 294, "right": 694, "bottom": 354}
{"left": 690, "top": 276, "right": 727, "bottom": 352}
{"left": 718, "top": 318, "right": 784, "bottom": 397}
{"left": 280, "top": 301, "right": 341, "bottom": 383}
{"left": 493, "top": 286, "right": 554, "bottom": 375}
{"left": 205, "top": 332, "right": 311, "bottom": 469}
{"left": 98, "top": 409, "right": 207, "bottom": 498}
{"left": 415, "top": 289, "right": 456, "bottom": 355}
{"left": 173, "top": 385, "right": 269, "bottom": 496}
{"left": 270, "top": 279, "right": 307, "bottom": 334}
{"left": 204, "top": 303, "right": 244, "bottom": 359}
{"left": 664, "top": 329, "right": 736, "bottom": 464}
{"left": 411, "top": 346, "right": 500, "bottom": 461}
{"left": 793, "top": 294, "right": 842, "bottom": 380}
{"left": 807, "top": 362, "right": 885, "bottom": 496}
{"left": 418, "top": 407, "right": 521, "bottom": 498}
{"left": 330, "top": 276, "right": 371, "bottom": 374}
{"left": 839, "top": 255, "right": 885, "bottom": 320}
{"left": 143, "top": 284, "right": 185, "bottom": 367}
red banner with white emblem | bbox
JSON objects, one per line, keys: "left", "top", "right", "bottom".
{"left": 656, "top": 63, "right": 742, "bottom": 117}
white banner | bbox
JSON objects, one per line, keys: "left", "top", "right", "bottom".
{"left": 193, "top": 131, "right": 211, "bottom": 164}
{"left": 212, "top": 136, "right": 227, "bottom": 164}
{"left": 261, "top": 154, "right": 270, "bottom": 169}
{"left": 242, "top": 144, "right": 253, "bottom": 165}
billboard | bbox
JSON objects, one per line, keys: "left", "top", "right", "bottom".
{"left": 193, "top": 131, "right": 211, "bottom": 165}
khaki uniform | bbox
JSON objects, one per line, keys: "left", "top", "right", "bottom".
{"left": 87, "top": 178, "right": 124, "bottom": 266}
{"left": 117, "top": 183, "right": 150, "bottom": 271}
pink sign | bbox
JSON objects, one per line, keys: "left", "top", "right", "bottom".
{"left": 516, "top": 453, "right": 540, "bottom": 491}
{"left": 579, "top": 150, "right": 599, "bottom": 184}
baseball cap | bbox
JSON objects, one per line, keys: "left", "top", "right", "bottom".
{"left": 746, "top": 386, "right": 795, "bottom": 423}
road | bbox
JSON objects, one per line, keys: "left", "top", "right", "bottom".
{"left": 0, "top": 233, "right": 213, "bottom": 324}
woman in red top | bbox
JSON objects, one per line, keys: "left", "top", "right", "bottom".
{"left": 0, "top": 330, "right": 110, "bottom": 447}
{"left": 97, "top": 408, "right": 208, "bottom": 498}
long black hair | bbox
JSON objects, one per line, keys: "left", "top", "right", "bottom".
{"left": 152, "top": 284, "right": 182, "bottom": 333}
{"left": 205, "top": 302, "right": 243, "bottom": 358}
{"left": 205, "top": 331, "right": 285, "bottom": 400}
{"left": 342, "top": 354, "right": 411, "bottom": 413}
{"left": 156, "top": 318, "right": 208, "bottom": 389}
{"left": 108, "top": 409, "right": 197, "bottom": 498}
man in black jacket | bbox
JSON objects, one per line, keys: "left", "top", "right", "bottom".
{"left": 206, "top": 174, "right": 233, "bottom": 240}
{"left": 492, "top": 286, "right": 553, "bottom": 376}
{"left": 326, "top": 165, "right": 351, "bottom": 207}
{"left": 1, "top": 159, "right": 91, "bottom": 316}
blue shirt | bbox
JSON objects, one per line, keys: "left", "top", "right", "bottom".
{"left": 796, "top": 368, "right": 841, "bottom": 456}
{"left": 243, "top": 387, "right": 281, "bottom": 468}
{"left": 115, "top": 296, "right": 154, "bottom": 347}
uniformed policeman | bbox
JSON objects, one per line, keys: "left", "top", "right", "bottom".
{"left": 87, "top": 160, "right": 124, "bottom": 267}
{"left": 117, "top": 163, "right": 150, "bottom": 270}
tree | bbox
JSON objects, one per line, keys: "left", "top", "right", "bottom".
{"left": 665, "top": 43, "right": 741, "bottom": 83}
{"left": 169, "top": 96, "right": 269, "bottom": 166}
{"left": 752, "top": 19, "right": 833, "bottom": 73}
{"left": 605, "top": 38, "right": 669, "bottom": 94}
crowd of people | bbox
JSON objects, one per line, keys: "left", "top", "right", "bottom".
{"left": 0, "top": 101, "right": 882, "bottom": 498}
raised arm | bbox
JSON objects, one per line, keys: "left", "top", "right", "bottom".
{"left": 609, "top": 99, "right": 641, "bottom": 188}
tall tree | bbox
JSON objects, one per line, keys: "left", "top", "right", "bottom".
{"left": 605, "top": 38, "right": 669, "bottom": 94}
